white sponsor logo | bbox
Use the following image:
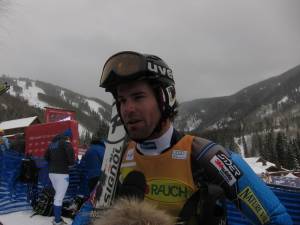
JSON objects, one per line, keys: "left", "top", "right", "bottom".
{"left": 216, "top": 153, "right": 242, "bottom": 178}
{"left": 210, "top": 155, "right": 237, "bottom": 186}
{"left": 147, "top": 62, "right": 173, "bottom": 79}
{"left": 126, "top": 149, "right": 134, "bottom": 161}
{"left": 172, "top": 150, "right": 187, "bottom": 160}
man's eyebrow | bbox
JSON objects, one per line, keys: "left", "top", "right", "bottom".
{"left": 131, "top": 91, "right": 146, "bottom": 96}
{"left": 117, "top": 91, "right": 145, "bottom": 98}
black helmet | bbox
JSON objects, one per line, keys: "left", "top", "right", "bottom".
{"left": 100, "top": 51, "right": 177, "bottom": 119}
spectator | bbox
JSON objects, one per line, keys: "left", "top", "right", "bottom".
{"left": 81, "top": 137, "right": 105, "bottom": 193}
{"left": 44, "top": 128, "right": 75, "bottom": 225}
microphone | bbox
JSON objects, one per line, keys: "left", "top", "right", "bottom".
{"left": 118, "top": 170, "right": 146, "bottom": 200}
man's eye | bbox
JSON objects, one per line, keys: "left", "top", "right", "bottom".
{"left": 135, "top": 95, "right": 145, "bottom": 100}
{"left": 118, "top": 98, "right": 126, "bottom": 104}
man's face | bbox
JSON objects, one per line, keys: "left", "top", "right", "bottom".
{"left": 117, "top": 81, "right": 161, "bottom": 140}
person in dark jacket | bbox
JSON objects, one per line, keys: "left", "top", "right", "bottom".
{"left": 44, "top": 128, "right": 75, "bottom": 225}
{"left": 81, "top": 138, "right": 105, "bottom": 193}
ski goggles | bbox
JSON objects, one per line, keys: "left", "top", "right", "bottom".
{"left": 100, "top": 51, "right": 148, "bottom": 88}
{"left": 100, "top": 51, "right": 175, "bottom": 89}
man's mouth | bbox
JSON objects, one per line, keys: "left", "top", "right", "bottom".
{"left": 126, "top": 119, "right": 142, "bottom": 126}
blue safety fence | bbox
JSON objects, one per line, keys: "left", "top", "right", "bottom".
{"left": 227, "top": 184, "right": 300, "bottom": 225}
{"left": 0, "top": 150, "right": 31, "bottom": 214}
{"left": 0, "top": 150, "right": 82, "bottom": 215}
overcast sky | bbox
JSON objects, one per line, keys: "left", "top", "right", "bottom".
{"left": 0, "top": 0, "right": 300, "bottom": 103}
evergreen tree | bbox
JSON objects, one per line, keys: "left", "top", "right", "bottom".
{"left": 286, "top": 139, "right": 298, "bottom": 170}
{"left": 251, "top": 132, "right": 262, "bottom": 157}
{"left": 263, "top": 129, "right": 276, "bottom": 163}
{"left": 292, "top": 136, "right": 300, "bottom": 170}
{"left": 275, "top": 131, "right": 285, "bottom": 167}
{"left": 95, "top": 120, "right": 109, "bottom": 139}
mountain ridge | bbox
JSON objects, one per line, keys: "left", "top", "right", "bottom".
{"left": 1, "top": 64, "right": 300, "bottom": 141}
{"left": 175, "top": 64, "right": 300, "bottom": 134}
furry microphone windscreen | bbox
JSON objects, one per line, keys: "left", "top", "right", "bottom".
{"left": 92, "top": 198, "right": 176, "bottom": 225}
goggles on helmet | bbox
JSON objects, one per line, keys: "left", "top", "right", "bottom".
{"left": 100, "top": 51, "right": 174, "bottom": 91}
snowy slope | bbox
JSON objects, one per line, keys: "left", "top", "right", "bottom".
{"left": 8, "top": 80, "right": 49, "bottom": 108}
{"left": 4, "top": 78, "right": 109, "bottom": 137}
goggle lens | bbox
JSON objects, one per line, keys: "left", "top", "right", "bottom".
{"left": 100, "top": 52, "right": 144, "bottom": 87}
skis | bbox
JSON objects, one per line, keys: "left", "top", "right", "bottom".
{"left": 0, "top": 82, "right": 10, "bottom": 96}
{"left": 95, "top": 102, "right": 126, "bottom": 208}
{"left": 72, "top": 102, "right": 126, "bottom": 225}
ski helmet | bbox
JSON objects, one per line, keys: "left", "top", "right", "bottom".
{"left": 100, "top": 51, "right": 177, "bottom": 119}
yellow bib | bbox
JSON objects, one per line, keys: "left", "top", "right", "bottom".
{"left": 120, "top": 135, "right": 197, "bottom": 216}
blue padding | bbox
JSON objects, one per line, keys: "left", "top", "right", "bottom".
{"left": 0, "top": 151, "right": 82, "bottom": 215}
{"left": 227, "top": 185, "right": 300, "bottom": 225}
{"left": 0, "top": 150, "right": 31, "bottom": 214}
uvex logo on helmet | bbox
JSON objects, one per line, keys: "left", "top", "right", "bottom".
{"left": 147, "top": 62, "right": 173, "bottom": 80}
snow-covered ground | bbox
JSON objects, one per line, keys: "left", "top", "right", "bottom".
{"left": 0, "top": 211, "right": 72, "bottom": 225}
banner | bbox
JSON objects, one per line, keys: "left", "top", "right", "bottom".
{"left": 25, "top": 120, "right": 79, "bottom": 158}
{"left": 44, "top": 107, "right": 76, "bottom": 123}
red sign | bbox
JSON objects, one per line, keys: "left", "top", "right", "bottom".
{"left": 45, "top": 107, "right": 76, "bottom": 123}
{"left": 25, "top": 120, "right": 79, "bottom": 158}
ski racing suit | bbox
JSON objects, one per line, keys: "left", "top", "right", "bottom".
{"left": 119, "top": 129, "right": 292, "bottom": 225}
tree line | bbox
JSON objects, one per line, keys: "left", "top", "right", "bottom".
{"left": 187, "top": 125, "right": 300, "bottom": 171}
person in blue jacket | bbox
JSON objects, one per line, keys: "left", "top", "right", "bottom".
{"left": 99, "top": 51, "right": 293, "bottom": 225}
{"left": 81, "top": 138, "right": 105, "bottom": 193}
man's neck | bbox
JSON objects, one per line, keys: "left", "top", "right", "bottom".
{"left": 137, "top": 124, "right": 174, "bottom": 156}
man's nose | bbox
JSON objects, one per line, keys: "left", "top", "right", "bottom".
{"left": 123, "top": 99, "right": 136, "bottom": 113}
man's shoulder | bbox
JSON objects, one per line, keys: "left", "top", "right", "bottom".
{"left": 189, "top": 135, "right": 227, "bottom": 157}
{"left": 190, "top": 136, "right": 211, "bottom": 150}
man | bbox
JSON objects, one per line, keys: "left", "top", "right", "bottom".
{"left": 44, "top": 128, "right": 75, "bottom": 225}
{"left": 99, "top": 51, "right": 292, "bottom": 225}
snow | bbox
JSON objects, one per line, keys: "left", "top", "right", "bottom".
{"left": 256, "top": 104, "right": 274, "bottom": 118}
{"left": 0, "top": 116, "right": 38, "bottom": 130}
{"left": 0, "top": 211, "right": 72, "bottom": 225}
{"left": 285, "top": 173, "right": 298, "bottom": 178}
{"left": 277, "top": 96, "right": 288, "bottom": 105}
{"left": 243, "top": 157, "right": 276, "bottom": 175}
{"left": 86, "top": 99, "right": 104, "bottom": 113}
{"left": 78, "top": 124, "right": 91, "bottom": 138}
{"left": 4, "top": 79, "right": 108, "bottom": 136}
{"left": 16, "top": 80, "right": 49, "bottom": 108}
{"left": 234, "top": 137, "right": 245, "bottom": 156}
{"left": 60, "top": 90, "right": 67, "bottom": 101}
{"left": 1, "top": 103, "right": 8, "bottom": 110}
{"left": 184, "top": 116, "right": 202, "bottom": 132}
{"left": 71, "top": 102, "right": 79, "bottom": 108}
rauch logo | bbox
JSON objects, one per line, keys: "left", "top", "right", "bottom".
{"left": 145, "top": 179, "right": 193, "bottom": 203}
